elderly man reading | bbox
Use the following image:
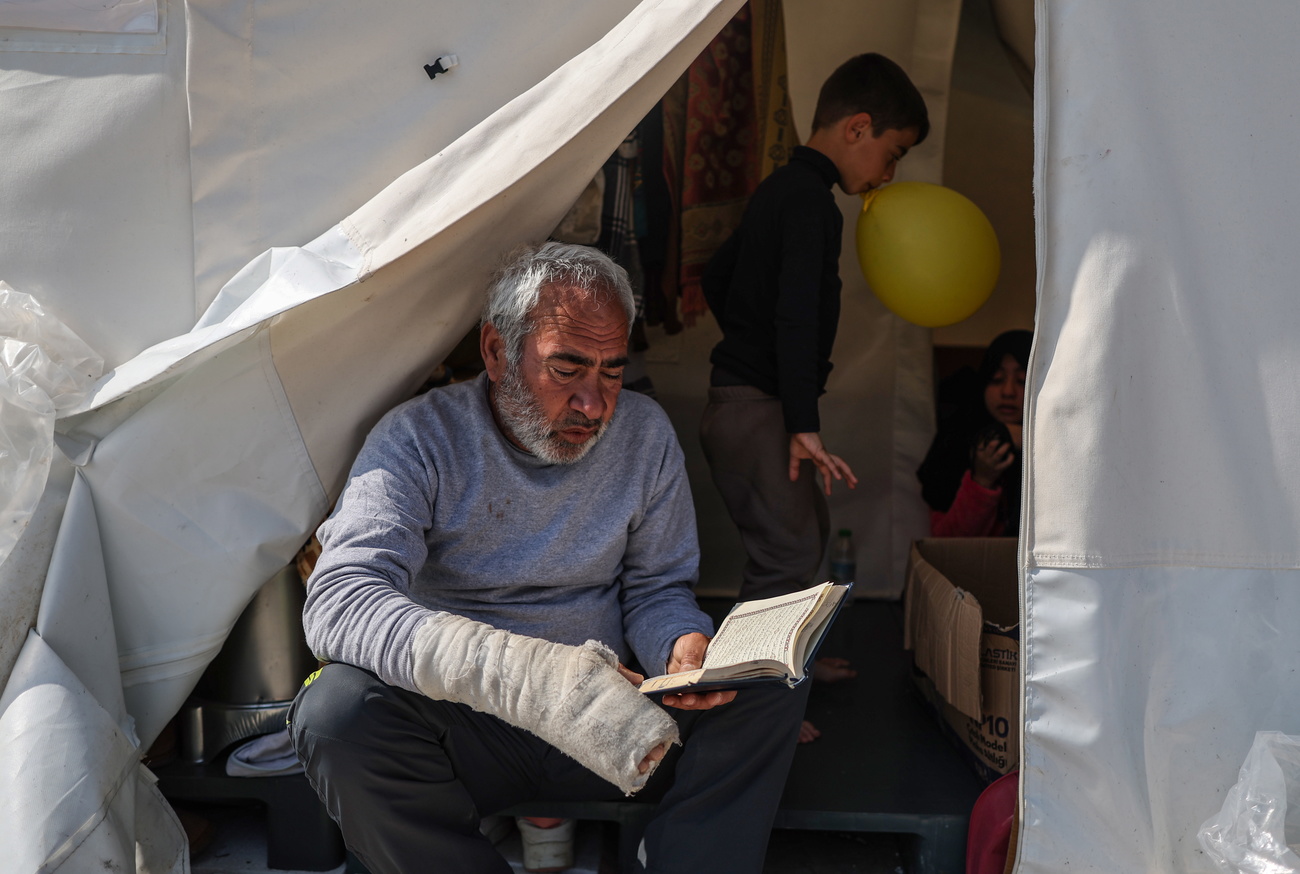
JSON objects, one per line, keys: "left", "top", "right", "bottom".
{"left": 288, "top": 242, "right": 808, "bottom": 873}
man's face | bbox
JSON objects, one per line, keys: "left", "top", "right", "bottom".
{"left": 483, "top": 286, "right": 629, "bottom": 464}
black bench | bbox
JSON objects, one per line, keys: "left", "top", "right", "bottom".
{"left": 155, "top": 753, "right": 346, "bottom": 871}
{"left": 158, "top": 599, "right": 985, "bottom": 872}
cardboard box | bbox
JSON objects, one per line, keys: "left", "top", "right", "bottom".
{"left": 904, "top": 538, "right": 1020, "bottom": 782}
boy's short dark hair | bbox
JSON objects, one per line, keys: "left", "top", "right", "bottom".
{"left": 812, "top": 53, "right": 930, "bottom": 144}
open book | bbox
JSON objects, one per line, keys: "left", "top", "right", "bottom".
{"left": 639, "top": 581, "right": 852, "bottom": 696}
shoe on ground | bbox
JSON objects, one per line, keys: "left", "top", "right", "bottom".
{"left": 515, "top": 816, "right": 575, "bottom": 872}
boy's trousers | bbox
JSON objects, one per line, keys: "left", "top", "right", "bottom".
{"left": 700, "top": 385, "right": 831, "bottom": 600}
{"left": 288, "top": 661, "right": 808, "bottom": 874}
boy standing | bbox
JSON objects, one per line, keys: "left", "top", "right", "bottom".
{"left": 701, "top": 53, "right": 929, "bottom": 603}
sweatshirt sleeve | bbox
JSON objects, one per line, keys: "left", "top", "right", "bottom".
{"left": 618, "top": 414, "right": 714, "bottom": 675}
{"left": 301, "top": 410, "right": 442, "bottom": 692}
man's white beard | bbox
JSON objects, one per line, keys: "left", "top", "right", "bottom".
{"left": 494, "top": 361, "right": 610, "bottom": 464}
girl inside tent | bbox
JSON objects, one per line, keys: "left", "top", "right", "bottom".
{"left": 916, "top": 329, "right": 1031, "bottom": 537}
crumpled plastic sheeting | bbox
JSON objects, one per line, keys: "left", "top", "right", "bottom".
{"left": 0, "top": 630, "right": 186, "bottom": 874}
{"left": 1199, "top": 731, "right": 1300, "bottom": 874}
{"left": 0, "top": 283, "right": 103, "bottom": 570}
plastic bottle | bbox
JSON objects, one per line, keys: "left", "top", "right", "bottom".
{"left": 829, "top": 528, "right": 856, "bottom": 584}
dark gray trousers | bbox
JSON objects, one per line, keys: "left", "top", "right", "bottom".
{"left": 700, "top": 385, "right": 831, "bottom": 600}
{"left": 288, "top": 663, "right": 808, "bottom": 874}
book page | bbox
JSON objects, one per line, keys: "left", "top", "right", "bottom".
{"left": 791, "top": 591, "right": 841, "bottom": 670}
{"left": 702, "top": 587, "right": 826, "bottom": 670}
{"left": 639, "top": 669, "right": 705, "bottom": 694}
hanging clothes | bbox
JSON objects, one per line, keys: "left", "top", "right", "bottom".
{"left": 596, "top": 132, "right": 646, "bottom": 319}
{"left": 634, "top": 102, "right": 674, "bottom": 331}
{"left": 662, "top": 0, "right": 797, "bottom": 327}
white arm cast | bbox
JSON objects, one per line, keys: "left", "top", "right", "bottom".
{"left": 410, "top": 613, "right": 680, "bottom": 795}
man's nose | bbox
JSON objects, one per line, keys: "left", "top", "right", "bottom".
{"left": 570, "top": 374, "right": 607, "bottom": 419}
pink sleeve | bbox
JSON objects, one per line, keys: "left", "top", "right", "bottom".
{"left": 929, "top": 470, "right": 1004, "bottom": 537}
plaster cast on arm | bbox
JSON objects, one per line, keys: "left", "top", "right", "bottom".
{"left": 411, "top": 613, "right": 679, "bottom": 795}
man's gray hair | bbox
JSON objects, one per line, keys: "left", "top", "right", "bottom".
{"left": 483, "top": 242, "right": 636, "bottom": 365}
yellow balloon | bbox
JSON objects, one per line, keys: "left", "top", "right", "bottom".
{"left": 855, "top": 181, "right": 1000, "bottom": 328}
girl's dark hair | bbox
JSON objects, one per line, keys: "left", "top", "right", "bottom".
{"left": 812, "top": 53, "right": 930, "bottom": 143}
{"left": 977, "top": 329, "right": 1033, "bottom": 386}
{"left": 916, "top": 329, "right": 1033, "bottom": 521}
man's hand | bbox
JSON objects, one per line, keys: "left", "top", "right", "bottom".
{"left": 658, "top": 632, "right": 737, "bottom": 711}
{"left": 789, "top": 433, "right": 858, "bottom": 496}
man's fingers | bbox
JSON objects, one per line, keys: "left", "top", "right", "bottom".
{"left": 638, "top": 743, "right": 667, "bottom": 774}
{"left": 616, "top": 663, "right": 645, "bottom": 686}
{"left": 667, "top": 632, "right": 711, "bottom": 674}
{"left": 661, "top": 689, "right": 738, "bottom": 711}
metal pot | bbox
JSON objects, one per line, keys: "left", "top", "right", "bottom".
{"left": 194, "top": 564, "right": 317, "bottom": 705}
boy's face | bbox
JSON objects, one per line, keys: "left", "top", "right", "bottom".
{"left": 837, "top": 121, "right": 918, "bottom": 196}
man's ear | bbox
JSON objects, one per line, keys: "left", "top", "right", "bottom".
{"left": 480, "top": 322, "right": 508, "bottom": 382}
{"left": 845, "top": 112, "right": 874, "bottom": 143}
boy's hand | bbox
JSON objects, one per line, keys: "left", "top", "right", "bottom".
{"left": 789, "top": 433, "right": 859, "bottom": 496}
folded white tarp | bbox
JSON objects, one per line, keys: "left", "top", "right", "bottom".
{"left": 1021, "top": 1, "right": 1300, "bottom": 871}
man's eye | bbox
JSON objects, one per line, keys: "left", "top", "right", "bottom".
{"left": 601, "top": 370, "right": 624, "bottom": 381}
{"left": 552, "top": 368, "right": 577, "bottom": 379}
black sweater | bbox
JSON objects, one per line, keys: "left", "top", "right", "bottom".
{"left": 702, "top": 146, "right": 843, "bottom": 434}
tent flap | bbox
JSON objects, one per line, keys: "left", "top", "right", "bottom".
{"left": 1021, "top": 1, "right": 1300, "bottom": 871}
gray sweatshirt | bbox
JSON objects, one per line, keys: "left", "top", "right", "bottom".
{"left": 302, "top": 372, "right": 713, "bottom": 692}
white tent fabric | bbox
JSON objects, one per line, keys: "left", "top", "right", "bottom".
{"left": 1, "top": 474, "right": 187, "bottom": 874}
{"left": 0, "top": 0, "right": 159, "bottom": 35}
{"left": 1020, "top": 1, "right": 1300, "bottom": 870}
{"left": 0, "top": 0, "right": 986, "bottom": 869}
{"left": 0, "top": 0, "right": 747, "bottom": 866}
{"left": 11, "top": 0, "right": 1298, "bottom": 868}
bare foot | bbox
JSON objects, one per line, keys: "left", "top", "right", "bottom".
{"left": 813, "top": 656, "right": 857, "bottom": 684}
{"left": 798, "top": 720, "right": 822, "bottom": 744}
